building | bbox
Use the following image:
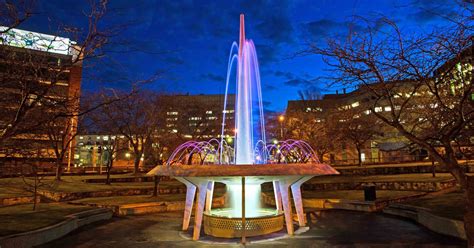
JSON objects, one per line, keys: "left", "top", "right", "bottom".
{"left": 286, "top": 45, "right": 473, "bottom": 165}
{"left": 0, "top": 27, "right": 82, "bottom": 172}
{"left": 159, "top": 94, "right": 236, "bottom": 139}
{"left": 74, "top": 134, "right": 134, "bottom": 168}
{"left": 74, "top": 94, "right": 236, "bottom": 167}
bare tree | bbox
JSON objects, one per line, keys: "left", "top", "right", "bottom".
{"left": 307, "top": 6, "right": 473, "bottom": 244}
{"left": 285, "top": 111, "right": 339, "bottom": 163}
{"left": 332, "top": 106, "right": 381, "bottom": 166}
{"left": 308, "top": 14, "right": 472, "bottom": 186}
{"left": 94, "top": 90, "right": 162, "bottom": 174}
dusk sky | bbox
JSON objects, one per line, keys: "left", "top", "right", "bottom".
{"left": 19, "top": 0, "right": 463, "bottom": 112}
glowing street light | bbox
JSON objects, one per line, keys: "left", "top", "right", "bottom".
{"left": 278, "top": 115, "right": 285, "bottom": 138}
{"left": 278, "top": 115, "right": 285, "bottom": 122}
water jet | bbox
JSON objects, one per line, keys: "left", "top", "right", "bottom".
{"left": 148, "top": 14, "right": 338, "bottom": 242}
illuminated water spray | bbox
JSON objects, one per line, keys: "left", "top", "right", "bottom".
{"left": 166, "top": 14, "right": 323, "bottom": 218}
{"left": 223, "top": 14, "right": 266, "bottom": 216}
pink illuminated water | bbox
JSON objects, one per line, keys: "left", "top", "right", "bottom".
{"left": 222, "top": 14, "right": 266, "bottom": 165}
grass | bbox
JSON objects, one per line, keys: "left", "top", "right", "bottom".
{"left": 0, "top": 203, "right": 93, "bottom": 236}
{"left": 402, "top": 191, "right": 465, "bottom": 221}
{"left": 0, "top": 174, "right": 184, "bottom": 197}
{"left": 302, "top": 190, "right": 422, "bottom": 201}
{"left": 309, "top": 173, "right": 454, "bottom": 184}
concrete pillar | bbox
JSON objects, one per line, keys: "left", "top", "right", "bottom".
{"left": 205, "top": 181, "right": 214, "bottom": 212}
{"left": 291, "top": 176, "right": 312, "bottom": 227}
{"left": 175, "top": 178, "right": 196, "bottom": 231}
{"left": 278, "top": 181, "right": 294, "bottom": 235}
{"left": 273, "top": 181, "right": 283, "bottom": 212}
{"left": 193, "top": 181, "right": 209, "bottom": 240}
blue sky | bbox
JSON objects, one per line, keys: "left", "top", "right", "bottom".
{"left": 18, "top": 0, "right": 463, "bottom": 112}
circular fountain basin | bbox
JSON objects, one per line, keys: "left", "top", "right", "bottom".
{"left": 203, "top": 208, "right": 284, "bottom": 238}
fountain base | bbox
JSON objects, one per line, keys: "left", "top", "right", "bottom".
{"left": 203, "top": 208, "right": 284, "bottom": 238}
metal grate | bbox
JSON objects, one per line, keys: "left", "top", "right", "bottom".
{"left": 203, "top": 212, "right": 284, "bottom": 238}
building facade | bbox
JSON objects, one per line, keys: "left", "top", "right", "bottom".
{"left": 0, "top": 27, "right": 82, "bottom": 171}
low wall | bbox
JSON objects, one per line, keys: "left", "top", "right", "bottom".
{"left": 334, "top": 164, "right": 474, "bottom": 176}
{"left": 384, "top": 204, "right": 466, "bottom": 240}
{"left": 0, "top": 196, "right": 39, "bottom": 207}
{"left": 0, "top": 208, "right": 113, "bottom": 248}
{"left": 83, "top": 176, "right": 172, "bottom": 184}
{"left": 71, "top": 195, "right": 226, "bottom": 216}
{"left": 261, "top": 191, "right": 426, "bottom": 213}
{"left": 303, "top": 180, "right": 457, "bottom": 192}
{"left": 39, "top": 187, "right": 187, "bottom": 202}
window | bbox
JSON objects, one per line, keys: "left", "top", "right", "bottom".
{"left": 375, "top": 107, "right": 382, "bottom": 112}
{"left": 206, "top": 110, "right": 213, "bottom": 114}
{"left": 351, "top": 101, "right": 359, "bottom": 108}
{"left": 384, "top": 106, "right": 391, "bottom": 112}
{"left": 364, "top": 110, "right": 371, "bottom": 115}
{"left": 167, "top": 111, "right": 178, "bottom": 115}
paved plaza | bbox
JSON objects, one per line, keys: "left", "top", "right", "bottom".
{"left": 40, "top": 210, "right": 466, "bottom": 247}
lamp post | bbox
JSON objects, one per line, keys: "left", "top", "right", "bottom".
{"left": 278, "top": 115, "right": 285, "bottom": 138}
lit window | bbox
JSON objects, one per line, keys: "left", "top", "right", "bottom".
{"left": 351, "top": 102, "right": 359, "bottom": 108}
{"left": 79, "top": 136, "right": 84, "bottom": 140}
{"left": 167, "top": 111, "right": 178, "bottom": 115}
{"left": 384, "top": 106, "right": 391, "bottom": 112}
{"left": 364, "top": 110, "right": 371, "bottom": 115}
{"left": 171, "top": 129, "right": 178, "bottom": 133}
{"left": 103, "top": 136, "right": 109, "bottom": 141}
{"left": 223, "top": 110, "right": 234, "bottom": 114}
{"left": 206, "top": 111, "right": 213, "bottom": 114}
{"left": 394, "top": 105, "right": 401, "bottom": 110}
{"left": 375, "top": 107, "right": 383, "bottom": 112}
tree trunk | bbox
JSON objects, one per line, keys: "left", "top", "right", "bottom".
{"left": 55, "top": 161, "right": 62, "bottom": 181}
{"left": 105, "top": 159, "right": 113, "bottom": 185}
{"left": 356, "top": 146, "right": 362, "bottom": 167}
{"left": 33, "top": 175, "right": 38, "bottom": 211}
{"left": 431, "top": 160, "right": 436, "bottom": 178}
{"left": 152, "top": 175, "right": 160, "bottom": 197}
{"left": 465, "top": 175, "right": 474, "bottom": 247}
{"left": 134, "top": 156, "right": 140, "bottom": 174}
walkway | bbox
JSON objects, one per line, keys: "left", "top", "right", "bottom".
{"left": 40, "top": 210, "right": 466, "bottom": 247}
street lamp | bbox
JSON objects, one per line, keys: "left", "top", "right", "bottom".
{"left": 278, "top": 115, "right": 285, "bottom": 138}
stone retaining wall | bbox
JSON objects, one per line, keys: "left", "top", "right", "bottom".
{"left": 0, "top": 208, "right": 113, "bottom": 248}
{"left": 335, "top": 164, "right": 473, "bottom": 176}
{"left": 303, "top": 180, "right": 457, "bottom": 192}
{"left": 83, "top": 176, "right": 172, "bottom": 184}
{"left": 39, "top": 187, "right": 187, "bottom": 202}
{"left": 0, "top": 196, "right": 39, "bottom": 207}
{"left": 261, "top": 191, "right": 425, "bottom": 213}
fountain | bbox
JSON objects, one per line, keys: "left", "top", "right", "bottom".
{"left": 148, "top": 14, "right": 338, "bottom": 242}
